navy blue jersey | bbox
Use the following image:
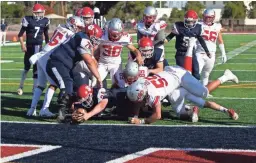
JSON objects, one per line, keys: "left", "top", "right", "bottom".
{"left": 172, "top": 22, "right": 202, "bottom": 52}
{"left": 50, "top": 32, "right": 93, "bottom": 70}
{"left": 130, "top": 48, "right": 169, "bottom": 69}
{"left": 19, "top": 16, "right": 50, "bottom": 45}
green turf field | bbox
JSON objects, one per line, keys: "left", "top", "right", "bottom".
{"left": 1, "top": 34, "right": 256, "bottom": 125}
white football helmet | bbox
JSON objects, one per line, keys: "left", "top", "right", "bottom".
{"left": 66, "top": 16, "right": 85, "bottom": 33}
{"left": 124, "top": 61, "right": 139, "bottom": 85}
{"left": 143, "top": 6, "right": 157, "bottom": 27}
{"left": 203, "top": 9, "right": 215, "bottom": 25}
{"left": 108, "top": 18, "right": 124, "bottom": 41}
{"left": 127, "top": 78, "right": 148, "bottom": 102}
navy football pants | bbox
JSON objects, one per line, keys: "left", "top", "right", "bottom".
{"left": 24, "top": 45, "right": 42, "bottom": 78}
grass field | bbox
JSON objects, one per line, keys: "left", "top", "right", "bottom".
{"left": 1, "top": 34, "right": 256, "bottom": 125}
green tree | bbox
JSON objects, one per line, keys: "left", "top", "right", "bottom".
{"left": 184, "top": 1, "right": 205, "bottom": 18}
{"left": 105, "top": 2, "right": 151, "bottom": 21}
{"left": 1, "top": 2, "right": 25, "bottom": 19}
{"left": 248, "top": 1, "right": 256, "bottom": 18}
{"left": 169, "top": 7, "right": 185, "bottom": 22}
{"left": 222, "top": 2, "right": 247, "bottom": 19}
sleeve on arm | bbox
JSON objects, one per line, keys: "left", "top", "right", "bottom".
{"left": 77, "top": 38, "right": 93, "bottom": 55}
{"left": 18, "top": 26, "right": 26, "bottom": 37}
{"left": 197, "top": 36, "right": 209, "bottom": 53}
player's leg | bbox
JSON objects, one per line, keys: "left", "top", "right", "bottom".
{"left": 192, "top": 51, "right": 200, "bottom": 80}
{"left": 92, "top": 63, "right": 108, "bottom": 87}
{"left": 201, "top": 54, "right": 215, "bottom": 86}
{"left": 109, "top": 64, "right": 122, "bottom": 85}
{"left": 32, "top": 45, "right": 41, "bottom": 92}
{"left": 27, "top": 64, "right": 46, "bottom": 116}
{"left": 17, "top": 45, "right": 32, "bottom": 95}
{"left": 175, "top": 51, "right": 185, "bottom": 67}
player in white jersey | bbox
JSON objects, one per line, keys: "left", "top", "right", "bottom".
{"left": 196, "top": 9, "right": 227, "bottom": 86}
{"left": 126, "top": 65, "right": 239, "bottom": 124}
{"left": 113, "top": 61, "right": 148, "bottom": 88}
{"left": 27, "top": 16, "right": 85, "bottom": 117}
{"left": 137, "top": 6, "right": 167, "bottom": 55}
{"left": 94, "top": 18, "right": 143, "bottom": 87}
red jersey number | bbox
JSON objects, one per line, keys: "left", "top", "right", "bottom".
{"left": 146, "top": 74, "right": 168, "bottom": 88}
{"left": 202, "top": 30, "right": 217, "bottom": 42}
{"left": 48, "top": 32, "right": 64, "bottom": 46}
{"left": 102, "top": 45, "right": 122, "bottom": 57}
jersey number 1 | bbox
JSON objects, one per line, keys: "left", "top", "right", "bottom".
{"left": 146, "top": 74, "right": 168, "bottom": 88}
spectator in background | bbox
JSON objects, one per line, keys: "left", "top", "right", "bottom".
{"left": 0, "top": 19, "right": 8, "bottom": 46}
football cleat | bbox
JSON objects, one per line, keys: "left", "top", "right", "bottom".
{"left": 224, "top": 69, "right": 239, "bottom": 84}
{"left": 27, "top": 107, "right": 37, "bottom": 116}
{"left": 17, "top": 88, "right": 23, "bottom": 96}
{"left": 191, "top": 106, "right": 199, "bottom": 123}
{"left": 39, "top": 108, "right": 56, "bottom": 118}
{"left": 228, "top": 109, "right": 239, "bottom": 120}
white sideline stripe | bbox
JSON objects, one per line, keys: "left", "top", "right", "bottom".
{"left": 1, "top": 144, "right": 61, "bottom": 163}
{"left": 1, "top": 121, "right": 256, "bottom": 128}
{"left": 215, "top": 40, "right": 256, "bottom": 66}
{"left": 207, "top": 97, "right": 256, "bottom": 100}
{"left": 2, "top": 69, "right": 256, "bottom": 72}
{"left": 106, "top": 147, "right": 256, "bottom": 163}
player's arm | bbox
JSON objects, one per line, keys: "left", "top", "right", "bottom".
{"left": 197, "top": 36, "right": 211, "bottom": 57}
{"left": 18, "top": 18, "right": 27, "bottom": 52}
{"left": 148, "top": 62, "right": 164, "bottom": 75}
{"left": 153, "top": 29, "right": 166, "bottom": 47}
{"left": 44, "top": 19, "right": 50, "bottom": 44}
{"left": 82, "top": 99, "right": 108, "bottom": 121}
{"left": 164, "top": 23, "right": 179, "bottom": 43}
{"left": 127, "top": 44, "right": 143, "bottom": 65}
{"left": 217, "top": 30, "right": 227, "bottom": 63}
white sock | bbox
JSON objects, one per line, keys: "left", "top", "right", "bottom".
{"left": 218, "top": 75, "right": 227, "bottom": 84}
{"left": 30, "top": 87, "right": 43, "bottom": 109}
{"left": 41, "top": 88, "right": 55, "bottom": 110}
{"left": 19, "top": 70, "right": 28, "bottom": 88}
{"left": 219, "top": 106, "right": 228, "bottom": 112}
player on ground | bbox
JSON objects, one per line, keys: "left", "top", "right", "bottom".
{"left": 126, "top": 66, "right": 239, "bottom": 124}
{"left": 46, "top": 30, "right": 102, "bottom": 121}
{"left": 93, "top": 18, "right": 143, "bottom": 87}
{"left": 164, "top": 10, "right": 210, "bottom": 80}
{"left": 27, "top": 16, "right": 85, "bottom": 117}
{"left": 17, "top": 3, "right": 50, "bottom": 95}
{"left": 196, "top": 9, "right": 227, "bottom": 86}
{"left": 137, "top": 6, "right": 167, "bottom": 55}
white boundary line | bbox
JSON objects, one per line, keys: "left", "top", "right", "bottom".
{"left": 2, "top": 69, "right": 256, "bottom": 72}
{"left": 1, "top": 121, "right": 256, "bottom": 128}
{"left": 1, "top": 144, "right": 62, "bottom": 163}
{"left": 106, "top": 147, "right": 256, "bottom": 163}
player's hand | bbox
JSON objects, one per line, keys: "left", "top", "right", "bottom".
{"left": 164, "top": 39, "right": 168, "bottom": 44}
{"left": 128, "top": 117, "right": 141, "bottom": 124}
{"left": 221, "top": 54, "right": 227, "bottom": 63}
{"left": 72, "top": 108, "right": 86, "bottom": 122}
{"left": 206, "top": 52, "right": 212, "bottom": 58}
{"left": 136, "top": 56, "right": 144, "bottom": 66}
{"left": 97, "top": 78, "right": 103, "bottom": 88}
{"left": 21, "top": 45, "right": 27, "bottom": 52}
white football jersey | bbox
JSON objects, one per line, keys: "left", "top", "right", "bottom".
{"left": 98, "top": 32, "right": 132, "bottom": 65}
{"left": 137, "top": 20, "right": 167, "bottom": 49}
{"left": 145, "top": 71, "right": 180, "bottom": 108}
{"left": 30, "top": 24, "right": 74, "bottom": 65}
{"left": 196, "top": 22, "right": 222, "bottom": 54}
{"left": 114, "top": 66, "right": 148, "bottom": 88}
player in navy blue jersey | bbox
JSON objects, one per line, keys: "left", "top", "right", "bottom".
{"left": 129, "top": 37, "right": 169, "bottom": 75}
{"left": 46, "top": 31, "right": 102, "bottom": 121}
{"left": 17, "top": 3, "right": 50, "bottom": 95}
{"left": 165, "top": 10, "right": 211, "bottom": 80}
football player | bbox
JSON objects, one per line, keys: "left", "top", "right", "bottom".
{"left": 164, "top": 10, "right": 210, "bottom": 80}
{"left": 27, "top": 16, "right": 85, "bottom": 117}
{"left": 129, "top": 37, "right": 169, "bottom": 75}
{"left": 72, "top": 24, "right": 103, "bottom": 89}
{"left": 196, "top": 9, "right": 227, "bottom": 86}
{"left": 137, "top": 6, "right": 167, "bottom": 56}
{"left": 17, "top": 3, "right": 50, "bottom": 95}
{"left": 93, "top": 18, "right": 143, "bottom": 87}
{"left": 46, "top": 28, "right": 102, "bottom": 121}
{"left": 112, "top": 61, "right": 148, "bottom": 89}
{"left": 126, "top": 66, "right": 239, "bottom": 124}
{"left": 80, "top": 7, "right": 94, "bottom": 26}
